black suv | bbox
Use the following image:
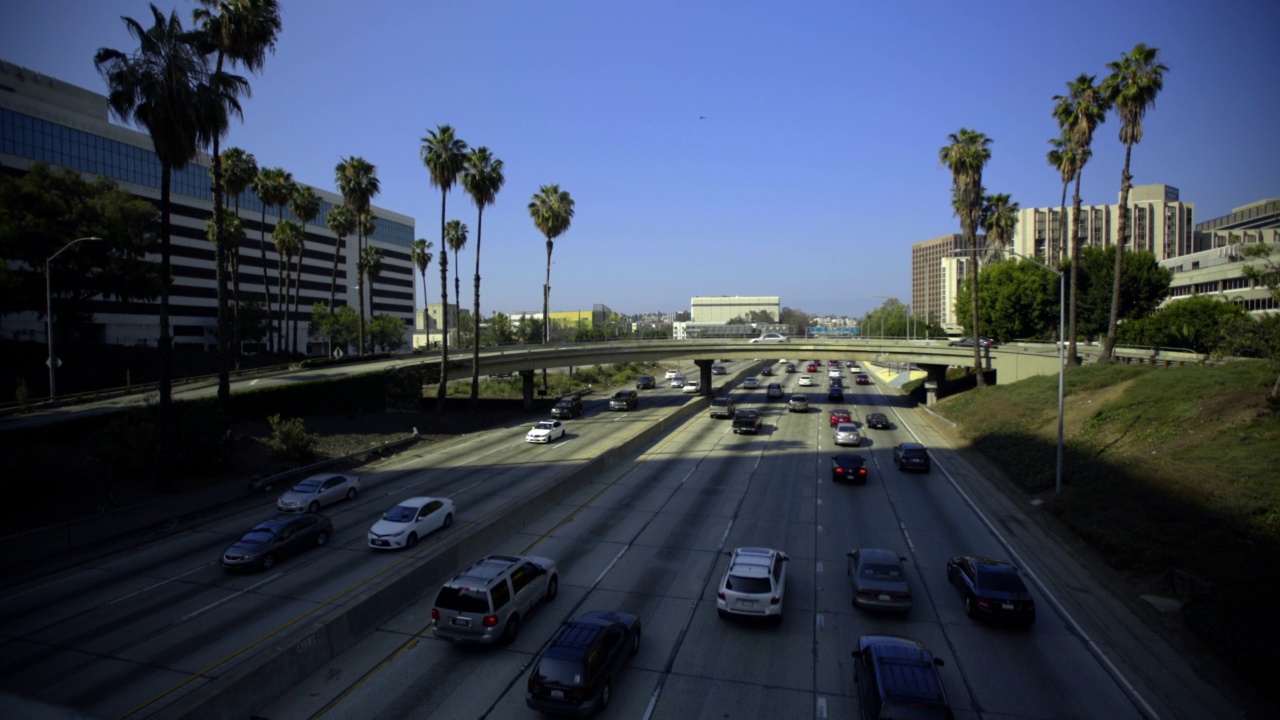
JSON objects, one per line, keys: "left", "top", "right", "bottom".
{"left": 526, "top": 611, "right": 642, "bottom": 715}
{"left": 635, "top": 375, "right": 656, "bottom": 390}
{"left": 551, "top": 395, "right": 584, "bottom": 419}
{"left": 609, "top": 389, "right": 638, "bottom": 411}
{"left": 853, "top": 634, "right": 953, "bottom": 720}
{"left": 893, "top": 443, "right": 931, "bottom": 472}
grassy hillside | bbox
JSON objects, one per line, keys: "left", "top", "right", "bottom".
{"left": 934, "top": 359, "right": 1280, "bottom": 689}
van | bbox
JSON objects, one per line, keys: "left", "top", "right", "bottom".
{"left": 852, "top": 635, "right": 953, "bottom": 719}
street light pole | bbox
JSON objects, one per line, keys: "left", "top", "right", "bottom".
{"left": 46, "top": 236, "right": 102, "bottom": 399}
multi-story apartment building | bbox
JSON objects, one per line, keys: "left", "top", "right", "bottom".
{"left": 0, "top": 59, "right": 416, "bottom": 353}
{"left": 1012, "top": 183, "right": 1196, "bottom": 263}
{"left": 1162, "top": 198, "right": 1280, "bottom": 315}
{"left": 690, "top": 295, "right": 780, "bottom": 324}
{"left": 910, "top": 234, "right": 970, "bottom": 332}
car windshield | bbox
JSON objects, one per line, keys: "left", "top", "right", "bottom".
{"left": 292, "top": 478, "right": 322, "bottom": 492}
{"left": 383, "top": 505, "right": 416, "bottom": 523}
{"left": 726, "top": 574, "right": 772, "bottom": 594}
{"left": 535, "top": 422, "right": 556, "bottom": 430}
{"left": 555, "top": 401, "right": 572, "bottom": 408}
{"left": 978, "top": 570, "right": 1026, "bottom": 592}
{"left": 535, "top": 657, "right": 585, "bottom": 686}
{"left": 240, "top": 528, "right": 275, "bottom": 542}
{"left": 434, "top": 586, "right": 490, "bottom": 613}
{"left": 903, "top": 448, "right": 926, "bottom": 457}
{"left": 860, "top": 563, "right": 903, "bottom": 580}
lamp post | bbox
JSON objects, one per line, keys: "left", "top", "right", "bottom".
{"left": 46, "top": 236, "right": 102, "bottom": 398}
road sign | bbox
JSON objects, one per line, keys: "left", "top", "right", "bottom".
{"left": 46, "top": 357, "right": 62, "bottom": 368}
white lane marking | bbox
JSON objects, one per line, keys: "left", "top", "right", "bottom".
{"left": 642, "top": 689, "right": 661, "bottom": 720}
{"left": 816, "top": 497, "right": 823, "bottom": 506}
{"left": 816, "top": 525, "right": 823, "bottom": 534}
{"left": 182, "top": 573, "right": 281, "bottom": 621}
{"left": 815, "top": 613, "right": 824, "bottom": 630}
{"left": 106, "top": 564, "right": 211, "bottom": 606}
{"left": 817, "top": 696, "right": 828, "bottom": 718}
{"left": 816, "top": 561, "right": 824, "bottom": 574}
{"left": 593, "top": 547, "right": 629, "bottom": 586}
{"left": 719, "top": 520, "right": 735, "bottom": 548}
{"left": 899, "top": 522, "right": 915, "bottom": 553}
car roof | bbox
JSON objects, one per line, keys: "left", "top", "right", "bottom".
{"left": 397, "top": 496, "right": 444, "bottom": 509}
{"left": 836, "top": 423, "right": 858, "bottom": 431}
{"left": 854, "top": 548, "right": 900, "bottom": 564}
{"left": 899, "top": 442, "right": 925, "bottom": 450}
{"left": 729, "top": 547, "right": 778, "bottom": 575}
{"left": 833, "top": 453, "right": 865, "bottom": 465}
{"left": 737, "top": 408, "right": 759, "bottom": 415}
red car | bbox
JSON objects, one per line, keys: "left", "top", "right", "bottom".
{"left": 854, "top": 373, "right": 871, "bottom": 385}
{"left": 829, "top": 408, "right": 852, "bottom": 427}
{"left": 806, "top": 363, "right": 820, "bottom": 373}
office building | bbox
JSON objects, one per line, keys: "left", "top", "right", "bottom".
{"left": 0, "top": 59, "right": 416, "bottom": 353}
{"left": 1162, "top": 198, "right": 1280, "bottom": 315}
{"left": 1012, "top": 184, "right": 1196, "bottom": 263}
{"left": 910, "top": 234, "right": 969, "bottom": 332}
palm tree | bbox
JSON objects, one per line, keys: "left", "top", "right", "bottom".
{"left": 324, "top": 204, "right": 355, "bottom": 314}
{"left": 410, "top": 238, "right": 434, "bottom": 342}
{"left": 272, "top": 219, "right": 302, "bottom": 355}
{"left": 443, "top": 221, "right": 468, "bottom": 359}
{"left": 1100, "top": 43, "right": 1168, "bottom": 361}
{"left": 446, "top": 216, "right": 467, "bottom": 326}
{"left": 980, "top": 193, "right": 1019, "bottom": 268}
{"left": 221, "top": 146, "right": 257, "bottom": 354}
{"left": 1053, "top": 73, "right": 1110, "bottom": 365}
{"left": 420, "top": 125, "right": 468, "bottom": 409}
{"left": 359, "top": 245, "right": 383, "bottom": 348}
{"left": 252, "top": 166, "right": 291, "bottom": 351}
{"left": 1046, "top": 134, "right": 1083, "bottom": 264}
{"left": 938, "top": 129, "right": 992, "bottom": 385}
{"left": 334, "top": 156, "right": 380, "bottom": 355}
{"left": 192, "top": 0, "right": 281, "bottom": 401}
{"left": 95, "top": 5, "right": 245, "bottom": 424}
{"left": 289, "top": 185, "right": 320, "bottom": 354}
{"left": 462, "top": 147, "right": 505, "bottom": 405}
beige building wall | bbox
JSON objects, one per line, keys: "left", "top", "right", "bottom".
{"left": 911, "top": 234, "right": 967, "bottom": 331}
{"left": 1013, "top": 184, "right": 1195, "bottom": 264}
{"left": 690, "top": 296, "right": 781, "bottom": 323}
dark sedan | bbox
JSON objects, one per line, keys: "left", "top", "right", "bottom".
{"left": 635, "top": 375, "right": 656, "bottom": 390}
{"left": 827, "top": 387, "right": 845, "bottom": 403}
{"left": 222, "top": 514, "right": 333, "bottom": 571}
{"left": 760, "top": 366, "right": 774, "bottom": 376}
{"left": 831, "top": 453, "right": 868, "bottom": 485}
{"left": 854, "top": 373, "right": 871, "bottom": 385}
{"left": 865, "top": 412, "right": 891, "bottom": 429}
{"left": 945, "top": 555, "right": 1036, "bottom": 626}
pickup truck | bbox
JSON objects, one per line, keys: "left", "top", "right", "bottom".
{"left": 732, "top": 408, "right": 763, "bottom": 434}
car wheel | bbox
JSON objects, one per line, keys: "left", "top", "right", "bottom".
{"left": 965, "top": 595, "right": 977, "bottom": 619}
{"left": 346, "top": 488, "right": 357, "bottom": 501}
{"left": 600, "top": 681, "right": 611, "bottom": 709}
{"left": 308, "top": 501, "right": 320, "bottom": 513}
{"left": 405, "top": 532, "right": 418, "bottom": 549}
{"left": 316, "top": 530, "right": 329, "bottom": 546}
{"left": 501, "top": 614, "right": 520, "bottom": 645}
{"left": 443, "top": 513, "right": 453, "bottom": 529}
{"left": 544, "top": 575, "right": 559, "bottom": 602}
{"left": 630, "top": 627, "right": 641, "bottom": 656}
{"left": 260, "top": 553, "right": 275, "bottom": 570}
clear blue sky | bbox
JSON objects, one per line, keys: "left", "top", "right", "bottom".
{"left": 4, "top": 0, "right": 1278, "bottom": 319}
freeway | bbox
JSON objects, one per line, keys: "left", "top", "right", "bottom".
{"left": 0, "top": 358, "right": 1248, "bottom": 719}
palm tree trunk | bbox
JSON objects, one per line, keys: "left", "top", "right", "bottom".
{"left": 357, "top": 227, "right": 366, "bottom": 357}
{"left": 211, "top": 135, "right": 230, "bottom": 407}
{"left": 968, "top": 213, "right": 984, "bottom": 387}
{"left": 292, "top": 225, "right": 304, "bottom": 355}
{"left": 470, "top": 208, "right": 483, "bottom": 407}
{"left": 258, "top": 204, "right": 274, "bottom": 354}
{"left": 328, "top": 234, "right": 341, "bottom": 314}
{"left": 543, "top": 239, "right": 553, "bottom": 392}
{"left": 1101, "top": 142, "right": 1135, "bottom": 361}
{"left": 1068, "top": 169, "right": 1086, "bottom": 365}
{"left": 436, "top": 194, "right": 450, "bottom": 412}
{"left": 1058, "top": 183, "right": 1069, "bottom": 264}
{"left": 231, "top": 197, "right": 242, "bottom": 363}
{"left": 157, "top": 165, "right": 174, "bottom": 473}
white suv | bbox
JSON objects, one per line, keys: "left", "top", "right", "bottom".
{"left": 717, "top": 547, "right": 788, "bottom": 623}
{"left": 432, "top": 555, "right": 558, "bottom": 644}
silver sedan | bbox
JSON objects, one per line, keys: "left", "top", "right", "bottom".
{"left": 276, "top": 472, "right": 361, "bottom": 513}
{"left": 847, "top": 548, "right": 912, "bottom": 612}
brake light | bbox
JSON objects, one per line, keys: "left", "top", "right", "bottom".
{"left": 976, "top": 598, "right": 992, "bottom": 609}
{"left": 431, "top": 608, "right": 440, "bottom": 622}
{"left": 835, "top": 468, "right": 844, "bottom": 474}
{"left": 717, "top": 591, "right": 726, "bottom": 600}
{"left": 482, "top": 614, "right": 499, "bottom": 627}
{"left": 770, "top": 596, "right": 781, "bottom": 605}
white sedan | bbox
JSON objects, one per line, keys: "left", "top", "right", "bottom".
{"left": 670, "top": 375, "right": 686, "bottom": 388}
{"left": 664, "top": 368, "right": 680, "bottom": 379}
{"left": 743, "top": 377, "right": 760, "bottom": 389}
{"left": 526, "top": 419, "right": 566, "bottom": 443}
{"left": 682, "top": 380, "right": 701, "bottom": 393}
{"left": 749, "top": 333, "right": 788, "bottom": 344}
{"left": 798, "top": 375, "right": 813, "bottom": 387}
{"left": 368, "top": 496, "right": 455, "bottom": 550}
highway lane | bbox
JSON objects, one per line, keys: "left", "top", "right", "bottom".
{"left": 0, "top": 359, "right": 737, "bottom": 719}
{"left": 258, "top": 359, "right": 1245, "bottom": 720}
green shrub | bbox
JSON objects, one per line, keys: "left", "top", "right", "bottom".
{"left": 268, "top": 414, "right": 314, "bottom": 460}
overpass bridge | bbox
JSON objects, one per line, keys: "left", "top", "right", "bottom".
{"left": 417, "top": 338, "right": 1205, "bottom": 406}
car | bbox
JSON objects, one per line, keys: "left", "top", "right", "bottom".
{"left": 664, "top": 368, "right": 680, "bottom": 379}
{"left": 732, "top": 408, "right": 763, "bottom": 434}
{"left": 827, "top": 387, "right": 845, "bottom": 403}
{"left": 893, "top": 442, "right": 931, "bottom": 472}
{"left": 526, "top": 419, "right": 566, "bottom": 443}
{"left": 865, "top": 412, "right": 891, "bottom": 429}
{"left": 368, "top": 496, "right": 455, "bottom": 550}
{"left": 766, "top": 382, "right": 784, "bottom": 399}
{"left": 852, "top": 635, "right": 953, "bottom": 720}
{"left": 945, "top": 556, "right": 1036, "bottom": 626}
{"left": 222, "top": 513, "right": 333, "bottom": 571}
{"left": 855, "top": 373, "right": 871, "bottom": 385}
{"left": 712, "top": 364, "right": 727, "bottom": 375}
{"left": 784, "top": 363, "right": 797, "bottom": 373}
{"left": 829, "top": 408, "right": 852, "bottom": 427}
{"left": 742, "top": 376, "right": 760, "bottom": 389}
{"left": 717, "top": 547, "right": 788, "bottom": 623}
{"left": 788, "top": 394, "right": 809, "bottom": 413}
{"left": 847, "top": 361, "right": 862, "bottom": 371}
{"left": 828, "top": 367, "right": 842, "bottom": 378}
{"left": 760, "top": 366, "right": 775, "bottom": 377}
{"left": 635, "top": 375, "right": 656, "bottom": 390}
{"left": 827, "top": 359, "right": 840, "bottom": 367}
{"left": 798, "top": 375, "right": 813, "bottom": 387}
{"left": 834, "top": 423, "right": 863, "bottom": 446}
{"left": 829, "top": 376, "right": 845, "bottom": 389}
{"left": 551, "top": 395, "right": 584, "bottom": 419}
{"left": 609, "top": 389, "right": 639, "bottom": 410}
{"left": 948, "top": 336, "right": 997, "bottom": 348}
{"left": 709, "top": 396, "right": 736, "bottom": 419}
{"left": 682, "top": 380, "right": 701, "bottom": 394}
{"left": 749, "top": 333, "right": 788, "bottom": 343}
{"left": 276, "top": 472, "right": 361, "bottom": 513}
{"left": 847, "top": 548, "right": 912, "bottom": 612}
{"left": 831, "top": 453, "right": 868, "bottom": 484}
{"left": 431, "top": 554, "right": 559, "bottom": 644}
{"left": 806, "top": 363, "right": 820, "bottom": 373}
{"left": 526, "top": 610, "right": 642, "bottom": 716}
{"left": 670, "top": 374, "right": 686, "bottom": 388}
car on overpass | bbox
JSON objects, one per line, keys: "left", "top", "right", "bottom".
{"left": 749, "top": 333, "right": 788, "bottom": 343}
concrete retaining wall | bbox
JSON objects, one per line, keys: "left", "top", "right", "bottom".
{"left": 153, "top": 397, "right": 709, "bottom": 720}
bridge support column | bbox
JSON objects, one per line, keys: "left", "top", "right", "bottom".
{"left": 694, "top": 359, "right": 714, "bottom": 396}
{"left": 519, "top": 370, "right": 536, "bottom": 409}
{"left": 921, "top": 364, "right": 948, "bottom": 406}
